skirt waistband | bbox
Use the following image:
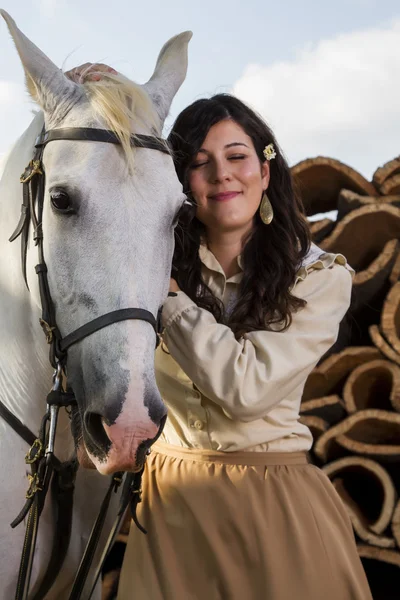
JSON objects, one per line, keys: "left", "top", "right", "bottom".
{"left": 151, "top": 442, "right": 309, "bottom": 466}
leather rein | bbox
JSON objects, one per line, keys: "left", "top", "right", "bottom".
{"left": 2, "top": 127, "right": 170, "bottom": 600}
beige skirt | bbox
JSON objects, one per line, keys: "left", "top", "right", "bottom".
{"left": 117, "top": 443, "right": 372, "bottom": 600}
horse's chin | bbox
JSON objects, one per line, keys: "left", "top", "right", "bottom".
{"left": 86, "top": 444, "right": 145, "bottom": 476}
{"left": 76, "top": 440, "right": 146, "bottom": 475}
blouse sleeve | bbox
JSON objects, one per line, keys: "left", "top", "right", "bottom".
{"left": 161, "top": 261, "right": 353, "bottom": 422}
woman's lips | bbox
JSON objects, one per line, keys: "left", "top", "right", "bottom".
{"left": 210, "top": 191, "right": 240, "bottom": 202}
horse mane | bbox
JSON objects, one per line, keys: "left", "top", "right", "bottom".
{"left": 82, "top": 72, "right": 163, "bottom": 171}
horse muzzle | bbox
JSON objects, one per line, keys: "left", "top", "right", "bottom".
{"left": 83, "top": 405, "right": 167, "bottom": 475}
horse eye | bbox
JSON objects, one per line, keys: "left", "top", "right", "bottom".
{"left": 50, "top": 189, "right": 75, "bottom": 214}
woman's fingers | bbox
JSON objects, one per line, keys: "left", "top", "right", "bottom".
{"left": 169, "top": 278, "right": 181, "bottom": 293}
{"left": 65, "top": 63, "right": 118, "bottom": 82}
{"left": 65, "top": 62, "right": 92, "bottom": 81}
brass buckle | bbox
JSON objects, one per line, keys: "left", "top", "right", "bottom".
{"left": 39, "top": 319, "right": 56, "bottom": 344}
{"left": 20, "top": 160, "right": 43, "bottom": 184}
{"left": 25, "top": 439, "right": 44, "bottom": 465}
{"left": 26, "top": 473, "right": 42, "bottom": 499}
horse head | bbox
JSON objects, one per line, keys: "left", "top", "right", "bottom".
{"left": 1, "top": 10, "right": 191, "bottom": 474}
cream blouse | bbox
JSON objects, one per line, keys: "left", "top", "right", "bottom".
{"left": 156, "top": 243, "right": 354, "bottom": 453}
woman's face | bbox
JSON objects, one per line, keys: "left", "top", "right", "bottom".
{"left": 188, "top": 119, "right": 270, "bottom": 238}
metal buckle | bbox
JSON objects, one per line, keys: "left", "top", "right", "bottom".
{"left": 20, "top": 160, "right": 43, "bottom": 184}
{"left": 25, "top": 439, "right": 44, "bottom": 465}
{"left": 39, "top": 318, "right": 56, "bottom": 344}
{"left": 26, "top": 473, "right": 42, "bottom": 499}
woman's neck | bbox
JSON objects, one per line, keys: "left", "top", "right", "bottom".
{"left": 206, "top": 229, "right": 248, "bottom": 279}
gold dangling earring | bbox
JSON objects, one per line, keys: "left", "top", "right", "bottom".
{"left": 259, "top": 191, "right": 274, "bottom": 224}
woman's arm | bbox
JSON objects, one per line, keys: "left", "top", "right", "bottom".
{"left": 162, "top": 263, "right": 352, "bottom": 422}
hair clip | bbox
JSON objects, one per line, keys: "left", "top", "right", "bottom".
{"left": 263, "top": 143, "right": 276, "bottom": 161}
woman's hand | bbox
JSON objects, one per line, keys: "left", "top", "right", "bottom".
{"left": 169, "top": 278, "right": 181, "bottom": 293}
{"left": 65, "top": 63, "right": 117, "bottom": 83}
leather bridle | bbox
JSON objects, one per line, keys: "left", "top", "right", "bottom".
{"left": 13, "top": 127, "right": 169, "bottom": 366}
{"left": 2, "top": 127, "right": 171, "bottom": 600}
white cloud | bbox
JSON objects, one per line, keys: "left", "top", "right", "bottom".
{"left": 39, "top": 0, "right": 66, "bottom": 18}
{"left": 0, "top": 80, "right": 21, "bottom": 104}
{"left": 233, "top": 20, "right": 400, "bottom": 179}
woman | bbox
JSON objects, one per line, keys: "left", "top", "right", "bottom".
{"left": 118, "top": 94, "right": 372, "bottom": 600}
{"left": 68, "top": 66, "right": 372, "bottom": 599}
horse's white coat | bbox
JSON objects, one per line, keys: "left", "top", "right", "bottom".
{"left": 0, "top": 10, "right": 190, "bottom": 598}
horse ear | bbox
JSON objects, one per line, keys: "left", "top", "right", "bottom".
{"left": 0, "top": 10, "right": 80, "bottom": 113}
{"left": 144, "top": 31, "right": 192, "bottom": 125}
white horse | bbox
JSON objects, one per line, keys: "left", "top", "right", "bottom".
{"left": 0, "top": 10, "right": 191, "bottom": 599}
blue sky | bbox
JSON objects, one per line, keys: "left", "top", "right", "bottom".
{"left": 0, "top": 0, "right": 399, "bottom": 178}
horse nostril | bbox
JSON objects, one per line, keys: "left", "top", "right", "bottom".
{"left": 135, "top": 413, "right": 168, "bottom": 466}
{"left": 84, "top": 411, "right": 111, "bottom": 455}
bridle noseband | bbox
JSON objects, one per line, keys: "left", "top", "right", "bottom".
{"left": 6, "top": 126, "right": 171, "bottom": 600}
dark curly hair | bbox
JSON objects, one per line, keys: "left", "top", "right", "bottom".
{"left": 168, "top": 94, "right": 311, "bottom": 337}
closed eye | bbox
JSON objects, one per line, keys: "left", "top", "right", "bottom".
{"left": 190, "top": 161, "right": 208, "bottom": 169}
{"left": 190, "top": 154, "right": 246, "bottom": 168}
